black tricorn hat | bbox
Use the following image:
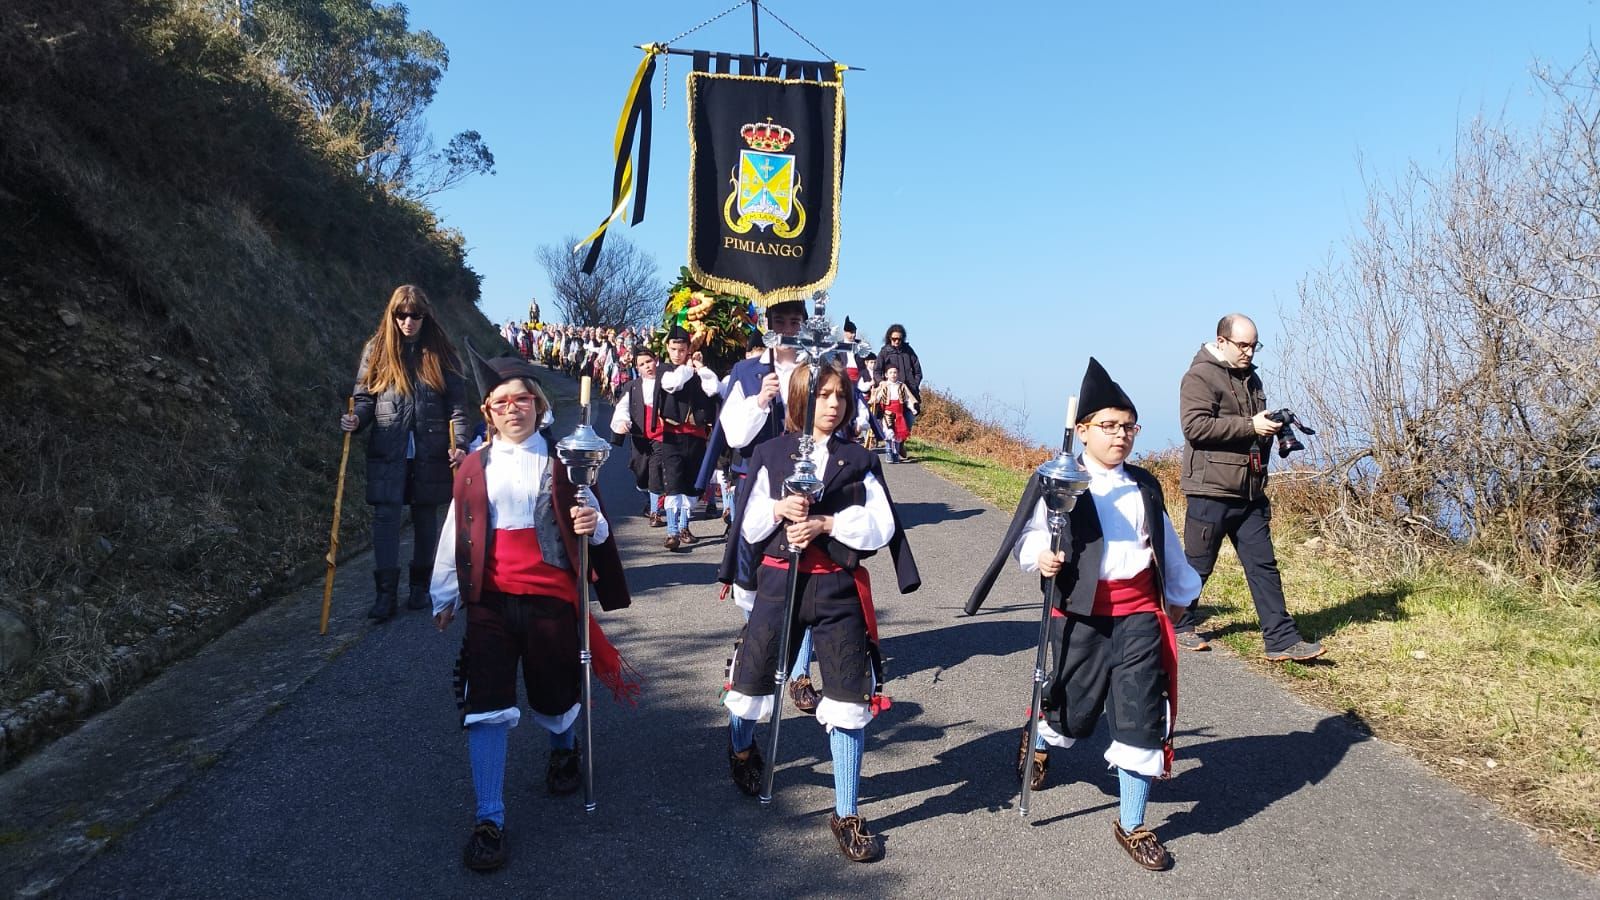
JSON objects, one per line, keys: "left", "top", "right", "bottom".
{"left": 466, "top": 337, "right": 541, "bottom": 402}
{"left": 843, "top": 316, "right": 857, "bottom": 333}
{"left": 666, "top": 324, "right": 691, "bottom": 343}
{"left": 1077, "top": 357, "right": 1137, "bottom": 422}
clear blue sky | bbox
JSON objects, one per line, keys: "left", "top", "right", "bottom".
{"left": 402, "top": 0, "right": 1596, "bottom": 449}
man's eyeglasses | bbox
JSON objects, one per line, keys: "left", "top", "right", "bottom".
{"left": 394, "top": 311, "right": 427, "bottom": 322}
{"left": 487, "top": 394, "right": 537, "bottom": 414}
{"left": 1089, "top": 421, "right": 1141, "bottom": 436}
{"left": 1220, "top": 336, "right": 1261, "bottom": 352}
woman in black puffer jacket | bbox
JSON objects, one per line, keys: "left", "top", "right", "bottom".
{"left": 876, "top": 323, "right": 924, "bottom": 459}
{"left": 339, "top": 285, "right": 469, "bottom": 621}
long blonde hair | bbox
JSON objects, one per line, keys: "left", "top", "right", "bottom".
{"left": 361, "top": 285, "right": 461, "bottom": 396}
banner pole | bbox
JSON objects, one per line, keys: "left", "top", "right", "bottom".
{"left": 751, "top": 0, "right": 761, "bottom": 56}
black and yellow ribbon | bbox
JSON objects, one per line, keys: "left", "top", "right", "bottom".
{"left": 576, "top": 46, "right": 660, "bottom": 274}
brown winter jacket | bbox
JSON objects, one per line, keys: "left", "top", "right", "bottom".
{"left": 1178, "top": 345, "right": 1271, "bottom": 500}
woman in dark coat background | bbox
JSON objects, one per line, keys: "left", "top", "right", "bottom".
{"left": 876, "top": 323, "right": 924, "bottom": 458}
{"left": 340, "top": 284, "right": 469, "bottom": 620}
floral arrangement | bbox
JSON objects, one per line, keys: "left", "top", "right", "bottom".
{"left": 650, "top": 267, "right": 761, "bottom": 375}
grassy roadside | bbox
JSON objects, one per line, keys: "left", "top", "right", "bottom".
{"left": 906, "top": 433, "right": 1600, "bottom": 871}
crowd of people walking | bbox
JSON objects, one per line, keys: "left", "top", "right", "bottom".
{"left": 338, "top": 288, "right": 1321, "bottom": 874}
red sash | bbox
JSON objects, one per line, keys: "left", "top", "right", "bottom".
{"left": 882, "top": 400, "right": 910, "bottom": 441}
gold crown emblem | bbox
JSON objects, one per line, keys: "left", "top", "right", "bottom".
{"left": 740, "top": 120, "right": 794, "bottom": 152}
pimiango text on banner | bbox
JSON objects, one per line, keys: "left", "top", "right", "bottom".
{"left": 687, "top": 69, "right": 844, "bottom": 306}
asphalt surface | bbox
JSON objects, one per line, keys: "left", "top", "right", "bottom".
{"left": 4, "top": 381, "right": 1597, "bottom": 899}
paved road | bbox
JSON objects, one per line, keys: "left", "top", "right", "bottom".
{"left": 4, "top": 380, "right": 1597, "bottom": 899}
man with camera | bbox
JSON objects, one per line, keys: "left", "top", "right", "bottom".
{"left": 1175, "top": 314, "right": 1325, "bottom": 662}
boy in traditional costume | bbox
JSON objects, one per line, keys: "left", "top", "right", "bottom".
{"left": 869, "top": 365, "right": 918, "bottom": 463}
{"left": 653, "top": 325, "right": 719, "bottom": 546}
{"left": 1008, "top": 359, "right": 1199, "bottom": 870}
{"left": 721, "top": 361, "right": 920, "bottom": 862}
{"left": 609, "top": 346, "right": 664, "bottom": 528}
{"left": 430, "top": 353, "right": 636, "bottom": 872}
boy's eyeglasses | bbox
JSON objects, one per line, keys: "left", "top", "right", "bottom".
{"left": 1090, "top": 421, "right": 1141, "bottom": 436}
{"left": 487, "top": 395, "right": 537, "bottom": 413}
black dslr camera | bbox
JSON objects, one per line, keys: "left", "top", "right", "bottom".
{"left": 1264, "top": 408, "right": 1316, "bottom": 458}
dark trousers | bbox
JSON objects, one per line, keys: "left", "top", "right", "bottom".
{"left": 371, "top": 501, "right": 441, "bottom": 571}
{"left": 1178, "top": 495, "right": 1303, "bottom": 652}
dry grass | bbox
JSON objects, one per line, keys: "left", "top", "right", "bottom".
{"left": 910, "top": 390, "right": 1600, "bottom": 872}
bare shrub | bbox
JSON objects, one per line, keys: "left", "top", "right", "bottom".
{"left": 914, "top": 387, "right": 1052, "bottom": 472}
{"left": 1284, "top": 51, "right": 1600, "bottom": 577}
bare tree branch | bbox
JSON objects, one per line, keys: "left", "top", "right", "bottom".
{"left": 537, "top": 235, "right": 663, "bottom": 331}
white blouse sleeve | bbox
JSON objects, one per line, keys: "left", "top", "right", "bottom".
{"left": 720, "top": 380, "right": 773, "bottom": 449}
{"left": 827, "top": 472, "right": 896, "bottom": 552}
{"left": 740, "top": 466, "right": 781, "bottom": 544}
{"left": 1159, "top": 512, "right": 1200, "bottom": 606}
{"left": 609, "top": 395, "right": 632, "bottom": 435}
{"left": 581, "top": 485, "right": 610, "bottom": 546}
{"left": 430, "top": 500, "right": 462, "bottom": 615}
{"left": 659, "top": 364, "right": 691, "bottom": 392}
{"left": 1015, "top": 498, "right": 1053, "bottom": 573}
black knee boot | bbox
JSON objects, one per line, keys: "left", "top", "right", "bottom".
{"left": 407, "top": 563, "right": 431, "bottom": 611}
{"left": 368, "top": 568, "right": 399, "bottom": 621}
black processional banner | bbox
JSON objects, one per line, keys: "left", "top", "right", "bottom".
{"left": 687, "top": 66, "right": 844, "bottom": 305}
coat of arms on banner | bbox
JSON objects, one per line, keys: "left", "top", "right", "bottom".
{"left": 726, "top": 121, "right": 803, "bottom": 238}
{"left": 686, "top": 69, "right": 843, "bottom": 305}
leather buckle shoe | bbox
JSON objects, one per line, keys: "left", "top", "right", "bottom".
{"left": 1113, "top": 822, "right": 1171, "bottom": 871}
{"left": 678, "top": 525, "right": 698, "bottom": 545}
{"left": 546, "top": 747, "right": 581, "bottom": 795}
{"left": 787, "top": 675, "right": 821, "bottom": 715}
{"left": 829, "top": 814, "right": 884, "bottom": 862}
{"left": 728, "top": 739, "right": 764, "bottom": 797}
{"left": 1016, "top": 726, "right": 1049, "bottom": 791}
{"left": 648, "top": 512, "right": 666, "bottom": 528}
{"left": 664, "top": 534, "right": 682, "bottom": 551}
{"left": 462, "top": 821, "right": 506, "bottom": 872}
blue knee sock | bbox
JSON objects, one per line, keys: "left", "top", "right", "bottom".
{"left": 730, "top": 715, "right": 757, "bottom": 752}
{"left": 792, "top": 629, "right": 814, "bottom": 678}
{"left": 1033, "top": 728, "right": 1048, "bottom": 751}
{"left": 467, "top": 722, "right": 509, "bottom": 827}
{"left": 1117, "top": 766, "right": 1153, "bottom": 831}
{"left": 549, "top": 721, "right": 576, "bottom": 751}
{"left": 649, "top": 492, "right": 661, "bottom": 514}
{"left": 830, "top": 727, "right": 865, "bottom": 817}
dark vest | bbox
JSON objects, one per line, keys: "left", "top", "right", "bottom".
{"left": 751, "top": 434, "right": 879, "bottom": 571}
{"left": 655, "top": 364, "right": 718, "bottom": 429}
{"left": 726, "top": 355, "right": 784, "bottom": 469}
{"left": 451, "top": 430, "right": 632, "bottom": 611}
{"left": 1049, "top": 463, "right": 1171, "bottom": 616}
{"left": 625, "top": 377, "right": 659, "bottom": 438}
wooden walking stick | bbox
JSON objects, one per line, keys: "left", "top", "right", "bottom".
{"left": 320, "top": 397, "right": 355, "bottom": 635}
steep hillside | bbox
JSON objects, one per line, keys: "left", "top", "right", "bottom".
{"left": 0, "top": 0, "right": 502, "bottom": 761}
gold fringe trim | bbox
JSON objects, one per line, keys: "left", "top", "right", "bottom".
{"left": 685, "top": 70, "right": 845, "bottom": 307}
